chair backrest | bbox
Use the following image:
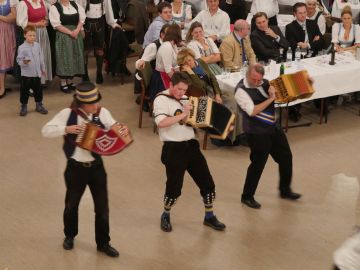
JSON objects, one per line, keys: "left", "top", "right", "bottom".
{"left": 139, "top": 61, "right": 153, "bottom": 91}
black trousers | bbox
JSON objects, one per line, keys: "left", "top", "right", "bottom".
{"left": 20, "top": 76, "right": 42, "bottom": 104}
{"left": 242, "top": 129, "right": 292, "bottom": 199}
{"left": 84, "top": 16, "right": 105, "bottom": 51}
{"left": 63, "top": 159, "right": 110, "bottom": 246}
{"left": 161, "top": 139, "right": 215, "bottom": 200}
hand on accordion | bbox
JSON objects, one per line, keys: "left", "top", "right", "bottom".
{"left": 268, "top": 86, "right": 276, "bottom": 100}
{"left": 112, "top": 123, "right": 129, "bottom": 137}
{"left": 65, "top": 124, "right": 86, "bottom": 135}
{"left": 214, "top": 94, "right": 223, "bottom": 104}
{"left": 182, "top": 103, "right": 192, "bottom": 118}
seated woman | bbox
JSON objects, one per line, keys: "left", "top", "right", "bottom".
{"left": 150, "top": 23, "right": 182, "bottom": 100}
{"left": 177, "top": 48, "right": 244, "bottom": 146}
{"left": 332, "top": 6, "right": 360, "bottom": 52}
{"left": 186, "top": 21, "right": 222, "bottom": 75}
{"left": 171, "top": 0, "right": 192, "bottom": 30}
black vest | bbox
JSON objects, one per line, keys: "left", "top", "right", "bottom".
{"left": 236, "top": 79, "right": 277, "bottom": 134}
{"left": 63, "top": 109, "right": 105, "bottom": 160}
{"left": 55, "top": 1, "right": 79, "bottom": 26}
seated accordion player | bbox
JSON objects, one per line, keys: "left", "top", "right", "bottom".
{"left": 186, "top": 96, "right": 235, "bottom": 140}
{"left": 270, "top": 70, "right": 315, "bottom": 103}
{"left": 76, "top": 122, "right": 133, "bottom": 155}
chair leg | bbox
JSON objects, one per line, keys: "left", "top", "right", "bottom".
{"left": 138, "top": 92, "right": 145, "bottom": 128}
{"left": 203, "top": 132, "right": 208, "bottom": 150}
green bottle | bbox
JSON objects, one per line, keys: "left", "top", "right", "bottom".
{"left": 280, "top": 62, "right": 285, "bottom": 75}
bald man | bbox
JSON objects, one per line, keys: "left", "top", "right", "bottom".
{"left": 219, "top": 20, "right": 256, "bottom": 69}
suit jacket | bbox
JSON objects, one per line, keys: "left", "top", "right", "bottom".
{"left": 220, "top": 33, "right": 256, "bottom": 69}
{"left": 250, "top": 25, "right": 289, "bottom": 63}
{"left": 285, "top": 19, "right": 324, "bottom": 56}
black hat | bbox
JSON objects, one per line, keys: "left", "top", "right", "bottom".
{"left": 74, "top": 82, "right": 102, "bottom": 104}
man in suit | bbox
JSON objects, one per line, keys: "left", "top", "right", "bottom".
{"left": 285, "top": 2, "right": 324, "bottom": 122}
{"left": 250, "top": 12, "right": 289, "bottom": 63}
{"left": 285, "top": 2, "right": 324, "bottom": 57}
{"left": 220, "top": 19, "right": 256, "bottom": 69}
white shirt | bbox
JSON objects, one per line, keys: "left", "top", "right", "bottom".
{"left": 332, "top": 23, "right": 360, "bottom": 46}
{"left": 135, "top": 40, "right": 162, "bottom": 69}
{"left": 234, "top": 77, "right": 267, "bottom": 116}
{"left": 16, "top": 0, "right": 48, "bottom": 29}
{"left": 250, "top": 0, "right": 279, "bottom": 18}
{"left": 191, "top": 8, "right": 230, "bottom": 41}
{"left": 42, "top": 107, "right": 117, "bottom": 162}
{"left": 308, "top": 10, "right": 326, "bottom": 35}
{"left": 49, "top": 1, "right": 86, "bottom": 28}
{"left": 153, "top": 90, "right": 195, "bottom": 142}
{"left": 155, "top": 41, "right": 178, "bottom": 73}
{"left": 187, "top": 38, "right": 219, "bottom": 59}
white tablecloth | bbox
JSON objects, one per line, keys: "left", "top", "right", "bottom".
{"left": 246, "top": 13, "right": 294, "bottom": 35}
{"left": 216, "top": 53, "right": 360, "bottom": 106}
{"left": 331, "top": 0, "right": 360, "bottom": 21}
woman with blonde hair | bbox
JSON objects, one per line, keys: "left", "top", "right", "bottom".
{"left": 185, "top": 21, "right": 222, "bottom": 75}
{"left": 332, "top": 6, "right": 360, "bottom": 52}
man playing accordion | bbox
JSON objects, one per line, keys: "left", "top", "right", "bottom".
{"left": 234, "top": 64, "right": 302, "bottom": 209}
{"left": 42, "top": 82, "right": 129, "bottom": 257}
{"left": 153, "top": 72, "right": 226, "bottom": 232}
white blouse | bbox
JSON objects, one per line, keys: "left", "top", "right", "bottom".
{"left": 307, "top": 10, "right": 326, "bottom": 35}
{"left": 75, "top": 0, "right": 115, "bottom": 26}
{"left": 187, "top": 38, "right": 219, "bottom": 59}
{"left": 155, "top": 41, "right": 178, "bottom": 73}
{"left": 332, "top": 23, "right": 360, "bottom": 47}
{"left": 49, "top": 1, "right": 86, "bottom": 28}
{"left": 171, "top": 2, "right": 192, "bottom": 21}
{"left": 16, "top": 0, "right": 48, "bottom": 29}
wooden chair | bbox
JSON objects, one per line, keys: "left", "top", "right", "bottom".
{"left": 138, "top": 61, "right": 153, "bottom": 128}
{"left": 185, "top": 85, "right": 209, "bottom": 150}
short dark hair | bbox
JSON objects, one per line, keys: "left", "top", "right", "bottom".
{"left": 163, "top": 23, "right": 182, "bottom": 45}
{"left": 293, "top": 2, "right": 306, "bottom": 13}
{"left": 158, "top": 1, "right": 171, "bottom": 13}
{"left": 24, "top": 25, "right": 36, "bottom": 34}
{"left": 171, "top": 72, "right": 190, "bottom": 86}
{"left": 253, "top": 12, "right": 268, "bottom": 21}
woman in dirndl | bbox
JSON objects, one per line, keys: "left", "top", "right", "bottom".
{"left": 49, "top": 0, "right": 85, "bottom": 93}
{"left": 0, "top": 0, "right": 16, "bottom": 98}
{"left": 16, "top": 0, "right": 52, "bottom": 85}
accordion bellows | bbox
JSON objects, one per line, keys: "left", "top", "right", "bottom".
{"left": 270, "top": 70, "right": 315, "bottom": 103}
{"left": 186, "top": 97, "right": 235, "bottom": 140}
{"left": 76, "top": 123, "right": 133, "bottom": 155}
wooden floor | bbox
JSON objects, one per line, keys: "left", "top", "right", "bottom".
{"left": 1, "top": 59, "right": 359, "bottom": 270}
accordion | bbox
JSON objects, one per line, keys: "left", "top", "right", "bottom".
{"left": 270, "top": 70, "right": 315, "bottom": 103}
{"left": 76, "top": 123, "right": 133, "bottom": 155}
{"left": 186, "top": 96, "right": 235, "bottom": 140}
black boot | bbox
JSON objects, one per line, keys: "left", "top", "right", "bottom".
{"left": 83, "top": 63, "right": 90, "bottom": 82}
{"left": 96, "top": 55, "right": 104, "bottom": 84}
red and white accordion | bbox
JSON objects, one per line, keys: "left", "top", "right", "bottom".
{"left": 75, "top": 123, "right": 133, "bottom": 155}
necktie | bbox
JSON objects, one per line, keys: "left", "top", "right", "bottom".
{"left": 240, "top": 38, "right": 247, "bottom": 63}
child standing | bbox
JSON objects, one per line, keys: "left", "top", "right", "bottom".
{"left": 17, "top": 25, "right": 48, "bottom": 116}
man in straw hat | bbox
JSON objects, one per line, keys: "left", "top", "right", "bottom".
{"left": 42, "top": 82, "right": 128, "bottom": 257}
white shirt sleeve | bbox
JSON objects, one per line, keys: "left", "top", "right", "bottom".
{"left": 185, "top": 4, "right": 192, "bottom": 21}
{"left": 98, "top": 107, "right": 117, "bottom": 129}
{"left": 10, "top": 0, "right": 18, "bottom": 7}
{"left": 207, "top": 37, "right": 220, "bottom": 53}
{"left": 318, "top": 14, "right": 326, "bottom": 35}
{"left": 157, "top": 42, "right": 176, "bottom": 74}
{"left": 331, "top": 23, "right": 340, "bottom": 44}
{"left": 140, "top": 43, "right": 157, "bottom": 62}
{"left": 104, "top": 0, "right": 117, "bottom": 27}
{"left": 218, "top": 11, "right": 230, "bottom": 40}
{"left": 355, "top": 25, "right": 360, "bottom": 44}
{"left": 16, "top": 1, "right": 29, "bottom": 29}
{"left": 187, "top": 41, "right": 202, "bottom": 59}
{"left": 42, "top": 108, "right": 71, "bottom": 137}
{"left": 49, "top": 5, "right": 61, "bottom": 28}
{"left": 234, "top": 88, "right": 254, "bottom": 116}
{"left": 153, "top": 95, "right": 169, "bottom": 125}
{"left": 77, "top": 3, "right": 86, "bottom": 24}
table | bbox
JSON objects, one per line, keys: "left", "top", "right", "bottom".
{"left": 246, "top": 13, "right": 294, "bottom": 36}
{"left": 331, "top": 0, "right": 360, "bottom": 21}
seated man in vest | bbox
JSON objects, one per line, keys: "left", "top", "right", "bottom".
{"left": 250, "top": 12, "right": 289, "bottom": 63}
{"left": 234, "top": 64, "right": 302, "bottom": 209}
{"left": 220, "top": 19, "right": 256, "bottom": 70}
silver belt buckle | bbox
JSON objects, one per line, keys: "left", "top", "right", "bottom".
{"left": 82, "top": 161, "right": 92, "bottom": 167}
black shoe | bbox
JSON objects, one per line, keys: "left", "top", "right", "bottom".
{"left": 19, "top": 104, "right": 27, "bottom": 117}
{"left": 121, "top": 66, "right": 132, "bottom": 76}
{"left": 63, "top": 237, "right": 74, "bottom": 250}
{"left": 60, "top": 85, "right": 72, "bottom": 94}
{"left": 97, "top": 243, "right": 119, "bottom": 257}
{"left": 160, "top": 214, "right": 172, "bottom": 232}
{"left": 96, "top": 72, "right": 104, "bottom": 84}
{"left": 203, "top": 216, "right": 226, "bottom": 231}
{"left": 67, "top": 83, "right": 76, "bottom": 91}
{"left": 280, "top": 191, "right": 302, "bottom": 200}
{"left": 36, "top": 103, "right": 48, "bottom": 114}
{"left": 241, "top": 197, "right": 261, "bottom": 209}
